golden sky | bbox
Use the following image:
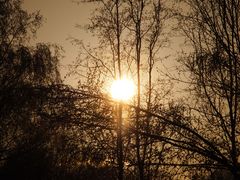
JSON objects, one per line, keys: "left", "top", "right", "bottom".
{"left": 23, "top": 0, "right": 95, "bottom": 85}
{"left": 22, "top": 0, "right": 186, "bottom": 93}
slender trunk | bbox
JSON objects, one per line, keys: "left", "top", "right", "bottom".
{"left": 116, "top": 0, "right": 121, "bottom": 79}
{"left": 115, "top": 1, "right": 123, "bottom": 179}
{"left": 143, "top": 48, "right": 153, "bottom": 179}
{"left": 134, "top": 1, "right": 145, "bottom": 179}
{"left": 117, "top": 103, "right": 123, "bottom": 180}
{"left": 136, "top": 57, "right": 144, "bottom": 179}
{"left": 136, "top": 10, "right": 144, "bottom": 180}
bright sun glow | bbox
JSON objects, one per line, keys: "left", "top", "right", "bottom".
{"left": 111, "top": 78, "right": 135, "bottom": 101}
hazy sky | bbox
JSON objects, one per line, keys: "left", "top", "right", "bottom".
{"left": 22, "top": 0, "right": 185, "bottom": 90}
{"left": 23, "top": 0, "right": 95, "bottom": 85}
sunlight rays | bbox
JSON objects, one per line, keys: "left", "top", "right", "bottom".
{"left": 110, "top": 77, "right": 135, "bottom": 101}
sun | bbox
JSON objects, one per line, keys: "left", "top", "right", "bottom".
{"left": 110, "top": 77, "right": 135, "bottom": 101}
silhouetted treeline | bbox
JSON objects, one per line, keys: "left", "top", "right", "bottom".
{"left": 1, "top": 0, "right": 240, "bottom": 180}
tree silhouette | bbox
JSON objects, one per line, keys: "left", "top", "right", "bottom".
{"left": 140, "top": 0, "right": 240, "bottom": 179}
{"left": 0, "top": 0, "right": 63, "bottom": 178}
{"left": 72, "top": 0, "right": 173, "bottom": 179}
{"left": 2, "top": 0, "right": 240, "bottom": 179}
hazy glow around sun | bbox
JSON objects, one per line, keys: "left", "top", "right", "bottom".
{"left": 110, "top": 78, "right": 135, "bottom": 101}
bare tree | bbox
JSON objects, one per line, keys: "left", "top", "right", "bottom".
{"left": 72, "top": 0, "right": 172, "bottom": 179}
{"left": 126, "top": 0, "right": 171, "bottom": 179}
{"left": 180, "top": 0, "right": 240, "bottom": 178}
{"left": 140, "top": 0, "right": 240, "bottom": 179}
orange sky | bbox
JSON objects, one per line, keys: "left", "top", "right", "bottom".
{"left": 23, "top": 0, "right": 95, "bottom": 85}
{"left": 22, "top": 0, "right": 187, "bottom": 93}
